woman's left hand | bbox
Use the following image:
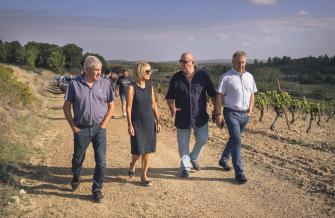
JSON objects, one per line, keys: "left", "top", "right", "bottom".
{"left": 156, "top": 123, "right": 161, "bottom": 133}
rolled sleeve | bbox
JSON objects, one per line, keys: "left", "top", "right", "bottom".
{"left": 165, "top": 76, "right": 176, "bottom": 99}
{"left": 206, "top": 73, "right": 217, "bottom": 97}
{"left": 64, "top": 80, "right": 75, "bottom": 102}
{"left": 252, "top": 77, "right": 257, "bottom": 94}
{"left": 216, "top": 74, "right": 227, "bottom": 95}
{"left": 107, "top": 80, "right": 114, "bottom": 102}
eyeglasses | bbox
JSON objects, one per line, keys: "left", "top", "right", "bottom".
{"left": 179, "top": 60, "right": 193, "bottom": 64}
{"left": 145, "top": 69, "right": 152, "bottom": 75}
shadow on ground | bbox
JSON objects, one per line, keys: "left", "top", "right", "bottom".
{"left": 3, "top": 163, "right": 238, "bottom": 201}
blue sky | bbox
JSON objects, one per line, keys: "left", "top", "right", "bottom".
{"left": 0, "top": 0, "right": 334, "bottom": 61}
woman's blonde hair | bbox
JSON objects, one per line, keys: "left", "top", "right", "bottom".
{"left": 133, "top": 62, "right": 151, "bottom": 81}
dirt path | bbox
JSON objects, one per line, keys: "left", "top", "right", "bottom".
{"left": 3, "top": 90, "right": 334, "bottom": 217}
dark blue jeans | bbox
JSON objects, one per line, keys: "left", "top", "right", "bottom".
{"left": 72, "top": 126, "right": 106, "bottom": 192}
{"left": 220, "top": 109, "right": 249, "bottom": 176}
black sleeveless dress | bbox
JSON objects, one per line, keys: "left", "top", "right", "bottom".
{"left": 130, "top": 81, "right": 156, "bottom": 155}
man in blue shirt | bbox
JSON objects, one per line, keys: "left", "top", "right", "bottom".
{"left": 166, "top": 52, "right": 217, "bottom": 177}
{"left": 63, "top": 55, "right": 115, "bottom": 202}
{"left": 214, "top": 51, "right": 257, "bottom": 184}
{"left": 115, "top": 69, "right": 131, "bottom": 117}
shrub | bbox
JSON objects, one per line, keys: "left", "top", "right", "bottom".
{"left": 0, "top": 65, "right": 33, "bottom": 107}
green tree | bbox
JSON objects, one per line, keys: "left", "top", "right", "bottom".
{"left": 36, "top": 43, "right": 59, "bottom": 69}
{"left": 0, "top": 40, "right": 7, "bottom": 63}
{"left": 46, "top": 47, "right": 65, "bottom": 73}
{"left": 15, "top": 46, "right": 26, "bottom": 65}
{"left": 6, "top": 41, "right": 26, "bottom": 64}
{"left": 255, "top": 92, "right": 269, "bottom": 121}
{"left": 267, "top": 91, "right": 292, "bottom": 131}
{"left": 325, "top": 100, "right": 335, "bottom": 122}
{"left": 63, "top": 43, "right": 83, "bottom": 72}
{"left": 24, "top": 41, "right": 40, "bottom": 69}
{"left": 289, "top": 98, "right": 302, "bottom": 124}
{"left": 25, "top": 49, "right": 37, "bottom": 69}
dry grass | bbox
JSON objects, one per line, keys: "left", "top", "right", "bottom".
{"left": 0, "top": 65, "right": 55, "bottom": 207}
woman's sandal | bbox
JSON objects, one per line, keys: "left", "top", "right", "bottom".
{"left": 128, "top": 170, "right": 135, "bottom": 178}
{"left": 141, "top": 177, "right": 153, "bottom": 186}
{"left": 128, "top": 162, "right": 135, "bottom": 178}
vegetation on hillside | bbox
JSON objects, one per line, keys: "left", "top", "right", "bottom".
{"left": 0, "top": 65, "right": 45, "bottom": 166}
{"left": 202, "top": 55, "right": 335, "bottom": 100}
{"left": 1, "top": 39, "right": 334, "bottom": 100}
{"left": 0, "top": 40, "right": 107, "bottom": 74}
{"left": 254, "top": 91, "right": 335, "bottom": 132}
{"left": 0, "top": 65, "right": 33, "bottom": 108}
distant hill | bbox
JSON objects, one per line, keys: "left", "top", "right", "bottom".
{"left": 107, "top": 60, "right": 135, "bottom": 64}
{"left": 107, "top": 59, "right": 264, "bottom": 64}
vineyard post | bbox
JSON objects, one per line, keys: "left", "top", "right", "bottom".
{"left": 276, "top": 79, "right": 291, "bottom": 131}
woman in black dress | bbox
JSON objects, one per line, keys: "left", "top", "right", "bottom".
{"left": 126, "top": 62, "right": 161, "bottom": 186}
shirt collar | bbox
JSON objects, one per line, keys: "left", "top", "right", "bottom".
{"left": 80, "top": 73, "right": 102, "bottom": 84}
{"left": 78, "top": 73, "right": 86, "bottom": 83}
{"left": 79, "top": 73, "right": 100, "bottom": 85}
{"left": 231, "top": 68, "right": 245, "bottom": 76}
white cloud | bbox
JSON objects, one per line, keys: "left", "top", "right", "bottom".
{"left": 1, "top": 9, "right": 335, "bottom": 60}
{"left": 248, "top": 0, "right": 276, "bottom": 5}
{"left": 187, "top": 36, "right": 196, "bottom": 41}
{"left": 265, "top": 36, "right": 280, "bottom": 44}
{"left": 217, "top": 32, "right": 229, "bottom": 40}
{"left": 254, "top": 17, "right": 335, "bottom": 33}
{"left": 298, "top": 10, "right": 308, "bottom": 16}
{"left": 242, "top": 41, "right": 252, "bottom": 46}
{"left": 243, "top": 36, "right": 257, "bottom": 42}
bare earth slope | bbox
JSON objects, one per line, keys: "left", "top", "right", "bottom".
{"left": 2, "top": 69, "right": 334, "bottom": 217}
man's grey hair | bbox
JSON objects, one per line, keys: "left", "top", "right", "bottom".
{"left": 84, "top": 55, "right": 102, "bottom": 72}
{"left": 232, "top": 51, "right": 247, "bottom": 61}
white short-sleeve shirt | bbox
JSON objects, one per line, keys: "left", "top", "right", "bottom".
{"left": 216, "top": 68, "right": 257, "bottom": 111}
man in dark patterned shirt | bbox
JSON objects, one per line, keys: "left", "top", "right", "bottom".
{"left": 166, "top": 52, "right": 217, "bottom": 178}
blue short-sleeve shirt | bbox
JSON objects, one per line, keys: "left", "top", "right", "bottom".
{"left": 65, "top": 74, "right": 114, "bottom": 126}
{"left": 116, "top": 76, "right": 131, "bottom": 95}
{"left": 166, "top": 70, "right": 217, "bottom": 129}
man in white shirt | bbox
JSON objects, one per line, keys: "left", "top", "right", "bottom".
{"left": 214, "top": 51, "right": 257, "bottom": 184}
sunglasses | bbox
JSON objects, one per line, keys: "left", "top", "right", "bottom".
{"left": 145, "top": 69, "right": 152, "bottom": 75}
{"left": 179, "top": 60, "right": 193, "bottom": 64}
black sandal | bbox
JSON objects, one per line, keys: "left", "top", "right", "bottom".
{"left": 128, "top": 170, "right": 135, "bottom": 178}
{"left": 141, "top": 177, "right": 153, "bottom": 186}
{"left": 128, "top": 162, "right": 135, "bottom": 178}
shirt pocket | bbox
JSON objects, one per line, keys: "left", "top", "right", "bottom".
{"left": 94, "top": 90, "right": 107, "bottom": 102}
{"left": 192, "top": 83, "right": 204, "bottom": 95}
{"left": 227, "top": 79, "right": 241, "bottom": 94}
{"left": 243, "top": 80, "right": 254, "bottom": 93}
{"left": 192, "top": 83, "right": 204, "bottom": 104}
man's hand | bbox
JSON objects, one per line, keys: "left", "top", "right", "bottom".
{"left": 100, "top": 122, "right": 108, "bottom": 129}
{"left": 156, "top": 123, "right": 161, "bottom": 133}
{"left": 71, "top": 126, "right": 81, "bottom": 134}
{"left": 169, "top": 106, "right": 181, "bottom": 118}
{"left": 215, "top": 114, "right": 224, "bottom": 129}
{"left": 128, "top": 125, "right": 135, "bottom": 136}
